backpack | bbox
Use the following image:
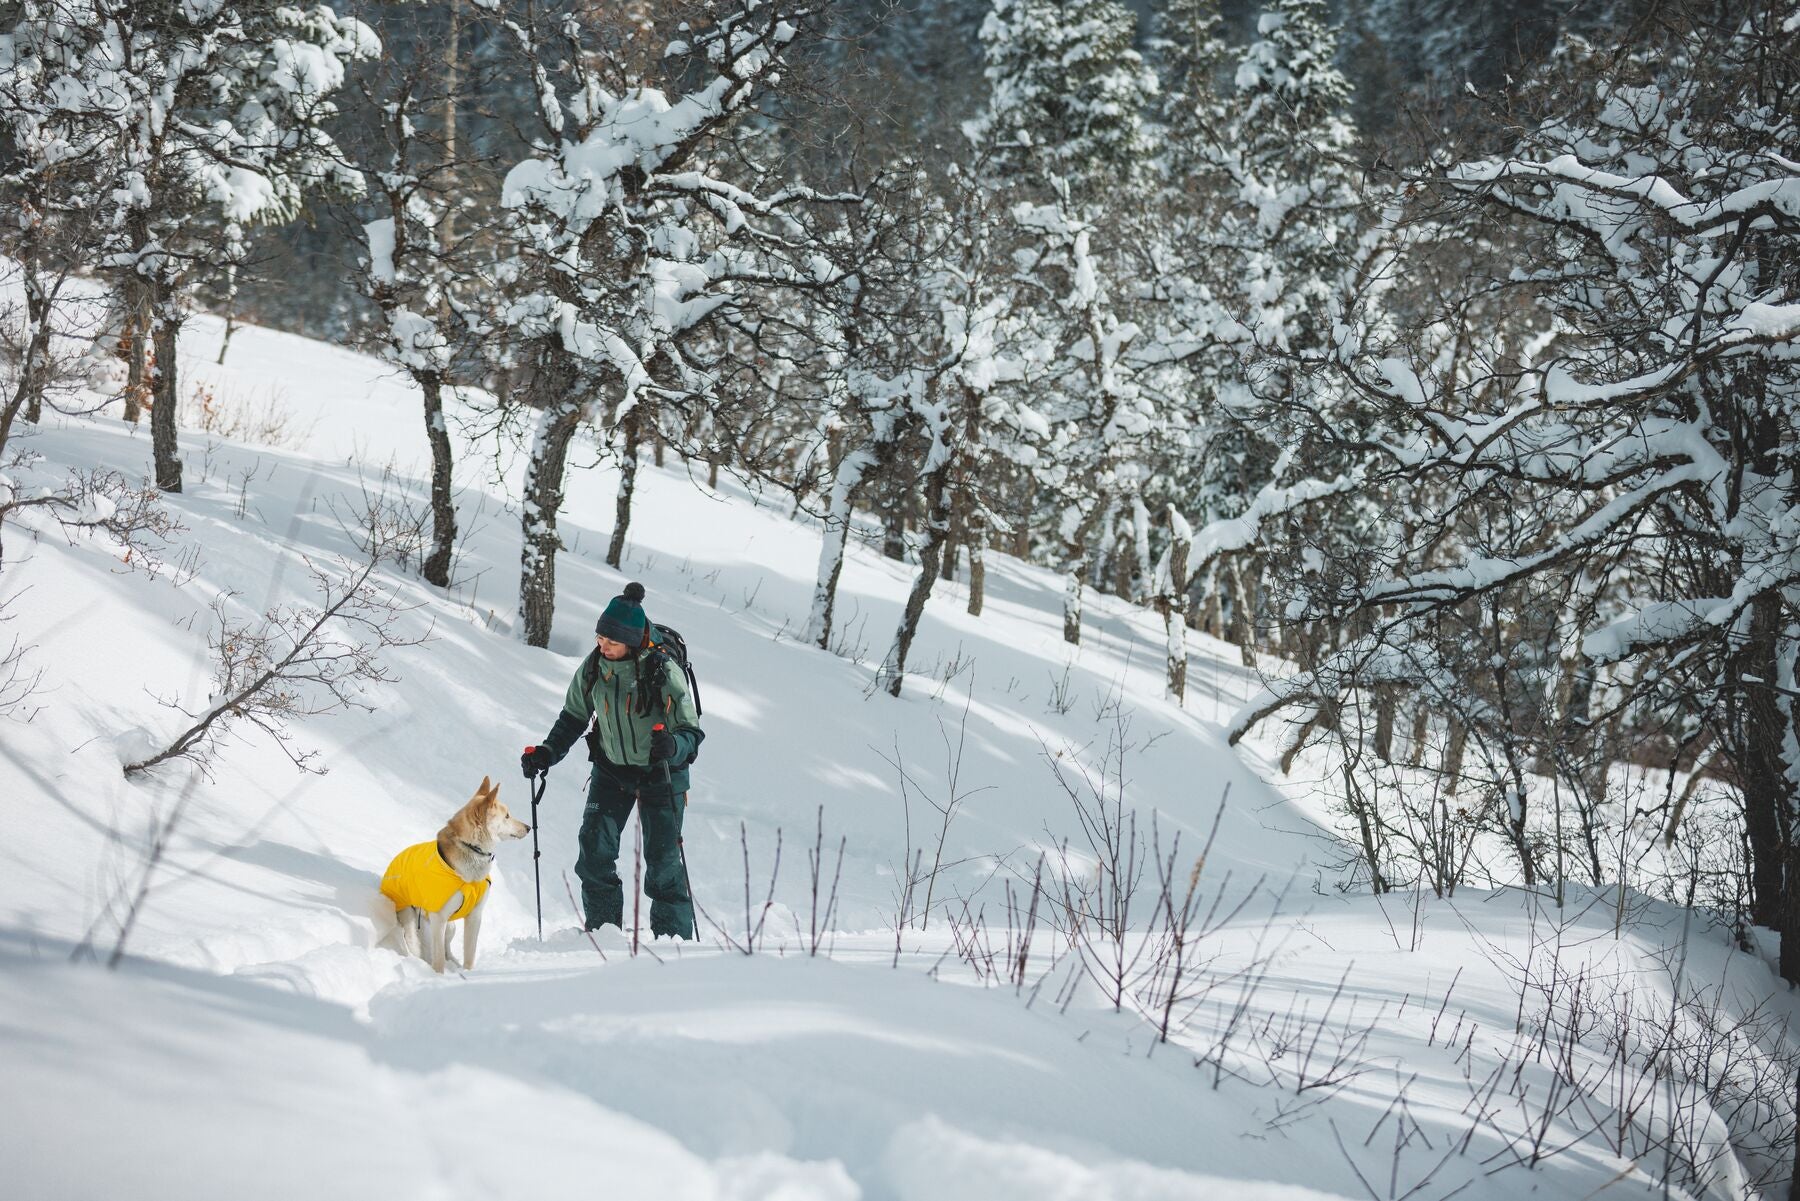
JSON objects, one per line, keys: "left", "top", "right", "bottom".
{"left": 644, "top": 623, "right": 703, "bottom": 717}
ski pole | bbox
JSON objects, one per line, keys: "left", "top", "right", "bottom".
{"left": 653, "top": 723, "right": 696, "bottom": 939}
{"left": 524, "top": 746, "right": 547, "bottom": 942}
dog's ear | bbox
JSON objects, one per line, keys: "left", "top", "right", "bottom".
{"left": 478, "top": 774, "right": 494, "bottom": 798}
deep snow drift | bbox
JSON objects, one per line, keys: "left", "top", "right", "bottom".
{"left": 2, "top": 314, "right": 1793, "bottom": 1200}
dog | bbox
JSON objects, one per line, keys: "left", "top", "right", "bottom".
{"left": 380, "top": 776, "right": 530, "bottom": 973}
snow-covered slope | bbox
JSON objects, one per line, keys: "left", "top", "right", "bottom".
{"left": 2, "top": 317, "right": 1792, "bottom": 1201}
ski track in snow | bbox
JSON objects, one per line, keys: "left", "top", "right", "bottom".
{"left": 1, "top": 312, "right": 1792, "bottom": 1200}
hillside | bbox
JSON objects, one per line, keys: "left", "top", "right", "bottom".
{"left": 1, "top": 319, "right": 1793, "bottom": 1201}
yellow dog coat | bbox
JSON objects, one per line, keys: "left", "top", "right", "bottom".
{"left": 380, "top": 842, "right": 490, "bottom": 921}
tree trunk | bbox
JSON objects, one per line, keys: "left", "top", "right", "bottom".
{"left": 0, "top": 377, "right": 25, "bottom": 463}
{"left": 803, "top": 452, "right": 866, "bottom": 650}
{"left": 1062, "top": 561, "right": 1086, "bottom": 646}
{"left": 1130, "top": 496, "right": 1151, "bottom": 603}
{"left": 1346, "top": 759, "right": 1387, "bottom": 895}
{"left": 606, "top": 405, "right": 639, "bottom": 569}
{"left": 18, "top": 268, "right": 50, "bottom": 427}
{"left": 419, "top": 373, "right": 457, "bottom": 587}
{"left": 807, "top": 516, "right": 853, "bottom": 653}
{"left": 122, "top": 217, "right": 152, "bottom": 426}
{"left": 1372, "top": 685, "right": 1396, "bottom": 763}
{"left": 1442, "top": 720, "right": 1468, "bottom": 794}
{"left": 1060, "top": 494, "right": 1104, "bottom": 646}
{"left": 1013, "top": 477, "right": 1034, "bottom": 559}
{"left": 1739, "top": 591, "right": 1790, "bottom": 934}
{"left": 1503, "top": 753, "right": 1537, "bottom": 887}
{"left": 805, "top": 426, "right": 901, "bottom": 649}
{"left": 880, "top": 459, "right": 954, "bottom": 698}
{"left": 1225, "top": 554, "right": 1256, "bottom": 668}
{"left": 215, "top": 310, "right": 237, "bottom": 366}
{"left": 149, "top": 303, "right": 183, "bottom": 493}
{"left": 519, "top": 398, "right": 582, "bottom": 647}
{"left": 1200, "top": 562, "right": 1222, "bottom": 638}
{"left": 2, "top": 268, "right": 53, "bottom": 453}
{"left": 881, "top": 487, "right": 907, "bottom": 562}
{"left": 965, "top": 505, "right": 986, "bottom": 619}
{"left": 439, "top": 0, "right": 461, "bottom": 256}
{"left": 121, "top": 303, "right": 146, "bottom": 425}
{"left": 1158, "top": 508, "right": 1191, "bottom": 703}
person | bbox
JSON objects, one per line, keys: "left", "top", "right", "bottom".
{"left": 521, "top": 582, "right": 704, "bottom": 938}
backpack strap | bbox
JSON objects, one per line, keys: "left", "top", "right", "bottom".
{"left": 635, "top": 647, "right": 671, "bottom": 717}
{"left": 681, "top": 658, "right": 702, "bottom": 717}
{"left": 650, "top": 625, "right": 702, "bottom": 717}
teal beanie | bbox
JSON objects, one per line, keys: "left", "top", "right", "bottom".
{"left": 596, "top": 581, "right": 649, "bottom": 646}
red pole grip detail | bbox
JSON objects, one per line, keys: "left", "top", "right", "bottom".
{"left": 653, "top": 724, "right": 665, "bottom": 732}
{"left": 524, "top": 745, "right": 537, "bottom": 753}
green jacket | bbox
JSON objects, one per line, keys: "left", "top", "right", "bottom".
{"left": 541, "top": 648, "right": 703, "bottom": 796}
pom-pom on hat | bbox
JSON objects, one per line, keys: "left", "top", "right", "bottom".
{"left": 596, "top": 581, "right": 650, "bottom": 647}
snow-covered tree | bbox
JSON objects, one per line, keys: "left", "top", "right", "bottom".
{"left": 972, "top": 0, "right": 1158, "bottom": 191}
{"left": 1220, "top": 0, "right": 1358, "bottom": 357}
{"left": 1008, "top": 190, "right": 1162, "bottom": 645}
{"left": 0, "top": 11, "right": 113, "bottom": 442}
{"left": 1168, "top": 0, "right": 1364, "bottom": 661}
{"left": 0, "top": 2, "right": 376, "bottom": 493}
{"left": 1211, "top": 8, "right": 1800, "bottom": 975}
{"left": 868, "top": 177, "right": 1026, "bottom": 695}
{"left": 1155, "top": 0, "right": 1232, "bottom": 185}
{"left": 495, "top": 0, "right": 846, "bottom": 647}
{"left": 351, "top": 5, "right": 496, "bottom": 589}
{"left": 796, "top": 157, "right": 1030, "bottom": 658}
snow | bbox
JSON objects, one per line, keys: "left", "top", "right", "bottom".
{"left": 1, "top": 311, "right": 1794, "bottom": 1199}
{"left": 1732, "top": 301, "right": 1800, "bottom": 339}
{"left": 364, "top": 217, "right": 396, "bottom": 283}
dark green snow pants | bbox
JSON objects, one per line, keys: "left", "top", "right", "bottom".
{"left": 576, "top": 770, "right": 694, "bottom": 939}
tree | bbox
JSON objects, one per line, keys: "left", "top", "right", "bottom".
{"left": 973, "top": 0, "right": 1157, "bottom": 192}
{"left": 0, "top": 12, "right": 116, "bottom": 439}
{"left": 1155, "top": 0, "right": 1232, "bottom": 185}
{"left": 869, "top": 173, "right": 1023, "bottom": 695}
{"left": 1213, "top": 7, "right": 1800, "bottom": 978}
{"left": 798, "top": 154, "right": 1027, "bottom": 654}
{"left": 352, "top": 2, "right": 495, "bottom": 588}
{"left": 494, "top": 0, "right": 846, "bottom": 647}
{"left": 33, "top": 3, "right": 372, "bottom": 493}
{"left": 1009, "top": 190, "right": 1163, "bottom": 645}
{"left": 0, "top": 2, "right": 376, "bottom": 493}
{"left": 1175, "top": 0, "right": 1364, "bottom": 664}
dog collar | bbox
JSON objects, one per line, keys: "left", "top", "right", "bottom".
{"left": 459, "top": 839, "right": 494, "bottom": 861}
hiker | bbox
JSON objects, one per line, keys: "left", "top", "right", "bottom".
{"left": 521, "top": 582, "right": 704, "bottom": 938}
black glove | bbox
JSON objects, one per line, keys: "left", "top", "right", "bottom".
{"left": 648, "top": 727, "right": 678, "bottom": 763}
{"left": 521, "top": 745, "right": 556, "bottom": 778}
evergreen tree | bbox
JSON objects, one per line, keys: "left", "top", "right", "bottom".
{"left": 1159, "top": 0, "right": 1232, "bottom": 131}
{"left": 1223, "top": 0, "right": 1358, "bottom": 353}
{"left": 973, "top": 0, "right": 1158, "bottom": 189}
{"left": 1174, "top": 0, "right": 1366, "bottom": 666}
